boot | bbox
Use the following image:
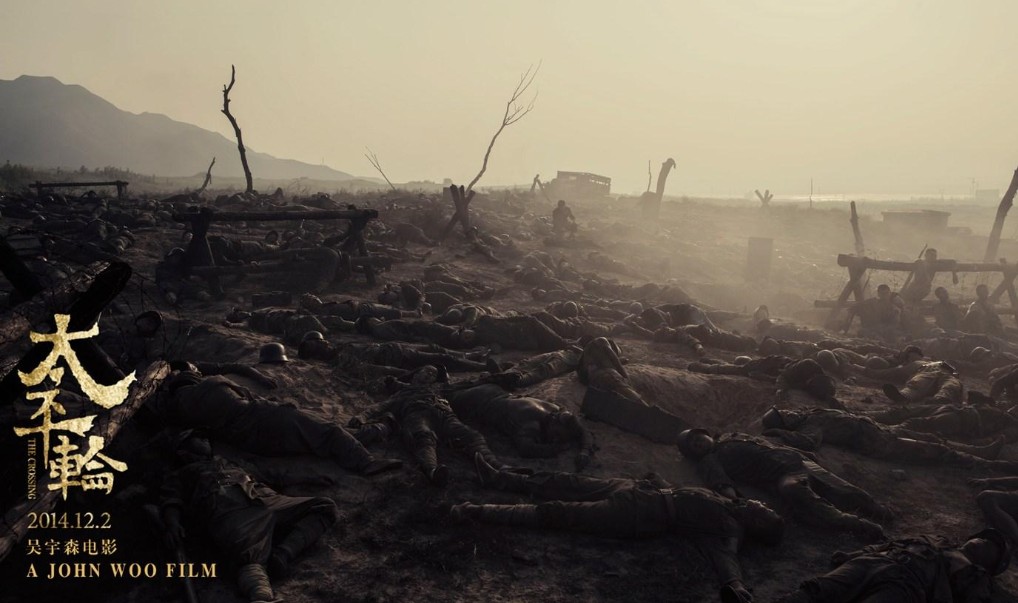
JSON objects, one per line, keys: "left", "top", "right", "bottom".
{"left": 953, "top": 437, "right": 1006, "bottom": 461}
{"left": 882, "top": 384, "right": 907, "bottom": 403}
{"left": 237, "top": 563, "right": 275, "bottom": 603}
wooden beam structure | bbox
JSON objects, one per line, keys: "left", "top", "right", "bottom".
{"left": 172, "top": 207, "right": 380, "bottom": 287}
{"left": 820, "top": 254, "right": 1018, "bottom": 328}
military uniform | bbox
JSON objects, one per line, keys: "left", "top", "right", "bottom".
{"left": 457, "top": 470, "right": 758, "bottom": 595}
{"left": 158, "top": 374, "right": 378, "bottom": 473}
{"left": 776, "top": 536, "right": 995, "bottom": 603}
{"left": 763, "top": 408, "right": 1010, "bottom": 470}
{"left": 696, "top": 433, "right": 886, "bottom": 538}
{"left": 350, "top": 387, "right": 499, "bottom": 483}
{"left": 445, "top": 384, "right": 593, "bottom": 460}
{"left": 473, "top": 315, "right": 569, "bottom": 351}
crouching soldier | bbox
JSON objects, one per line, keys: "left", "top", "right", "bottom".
{"left": 453, "top": 454, "right": 784, "bottom": 603}
{"left": 161, "top": 432, "right": 339, "bottom": 603}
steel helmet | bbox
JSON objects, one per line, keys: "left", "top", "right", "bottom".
{"left": 258, "top": 342, "right": 289, "bottom": 364}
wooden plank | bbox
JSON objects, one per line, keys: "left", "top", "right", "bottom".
{"left": 837, "top": 254, "right": 1006, "bottom": 273}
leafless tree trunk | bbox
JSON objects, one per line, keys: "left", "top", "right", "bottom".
{"left": 221, "top": 65, "right": 253, "bottom": 195}
{"left": 365, "top": 147, "right": 397, "bottom": 191}
{"left": 196, "top": 157, "right": 215, "bottom": 194}
{"left": 646, "top": 160, "right": 652, "bottom": 193}
{"left": 755, "top": 189, "right": 773, "bottom": 208}
{"left": 466, "top": 64, "right": 540, "bottom": 194}
{"left": 984, "top": 166, "right": 1018, "bottom": 262}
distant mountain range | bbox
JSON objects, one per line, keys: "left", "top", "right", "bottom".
{"left": 0, "top": 75, "right": 354, "bottom": 181}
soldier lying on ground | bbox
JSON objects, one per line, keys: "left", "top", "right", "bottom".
{"left": 677, "top": 429, "right": 890, "bottom": 540}
{"left": 225, "top": 306, "right": 346, "bottom": 345}
{"left": 298, "top": 330, "right": 496, "bottom": 373}
{"left": 348, "top": 370, "right": 502, "bottom": 487}
{"left": 356, "top": 316, "right": 471, "bottom": 349}
{"left": 814, "top": 345, "right": 924, "bottom": 381}
{"left": 875, "top": 360, "right": 964, "bottom": 405}
{"left": 773, "top": 529, "right": 1010, "bottom": 603}
{"left": 472, "top": 314, "right": 570, "bottom": 351}
{"left": 577, "top": 337, "right": 688, "bottom": 444}
{"left": 868, "top": 398, "right": 1018, "bottom": 443}
{"left": 444, "top": 384, "right": 595, "bottom": 469}
{"left": 298, "top": 293, "right": 421, "bottom": 321}
{"left": 150, "top": 361, "right": 401, "bottom": 476}
{"left": 160, "top": 432, "right": 338, "bottom": 603}
{"left": 482, "top": 346, "right": 583, "bottom": 390}
{"left": 435, "top": 303, "right": 507, "bottom": 326}
{"left": 775, "top": 359, "right": 842, "bottom": 407}
{"left": 759, "top": 407, "right": 1009, "bottom": 469}
{"left": 687, "top": 355, "right": 792, "bottom": 381}
{"left": 453, "top": 454, "right": 784, "bottom": 603}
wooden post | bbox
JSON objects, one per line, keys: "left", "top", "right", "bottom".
{"left": 849, "top": 201, "right": 865, "bottom": 256}
{"left": 983, "top": 166, "right": 1018, "bottom": 262}
{"left": 439, "top": 184, "right": 475, "bottom": 241}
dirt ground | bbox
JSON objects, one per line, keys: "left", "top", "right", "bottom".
{"left": 2, "top": 189, "right": 1018, "bottom": 602}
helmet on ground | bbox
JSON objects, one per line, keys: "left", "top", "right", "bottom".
{"left": 258, "top": 342, "right": 289, "bottom": 364}
{"left": 301, "top": 331, "right": 325, "bottom": 343}
{"left": 676, "top": 428, "right": 712, "bottom": 459}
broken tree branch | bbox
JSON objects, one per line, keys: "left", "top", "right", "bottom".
{"left": 197, "top": 157, "right": 216, "bottom": 194}
{"left": 984, "top": 166, "right": 1018, "bottom": 262}
{"left": 365, "top": 147, "right": 397, "bottom": 191}
{"left": 466, "top": 63, "right": 540, "bottom": 194}
{"left": 222, "top": 65, "right": 253, "bottom": 195}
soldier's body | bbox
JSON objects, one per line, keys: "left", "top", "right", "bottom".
{"left": 483, "top": 347, "right": 583, "bottom": 390}
{"left": 876, "top": 360, "right": 964, "bottom": 405}
{"left": 869, "top": 403, "right": 1018, "bottom": 442}
{"left": 357, "top": 316, "right": 470, "bottom": 349}
{"left": 298, "top": 334, "right": 492, "bottom": 373}
{"left": 677, "top": 429, "right": 888, "bottom": 540}
{"left": 152, "top": 364, "right": 399, "bottom": 476}
{"left": 349, "top": 380, "right": 501, "bottom": 486}
{"left": 933, "top": 286, "right": 963, "bottom": 331}
{"left": 161, "top": 434, "right": 338, "bottom": 603}
{"left": 774, "top": 531, "right": 1009, "bottom": 603}
{"left": 454, "top": 456, "right": 785, "bottom": 603}
{"left": 472, "top": 314, "right": 570, "bottom": 351}
{"left": 963, "top": 284, "right": 1004, "bottom": 335}
{"left": 760, "top": 408, "right": 1008, "bottom": 468}
{"left": 687, "top": 355, "right": 792, "bottom": 380}
{"left": 445, "top": 383, "right": 594, "bottom": 468}
{"left": 551, "top": 200, "right": 576, "bottom": 237}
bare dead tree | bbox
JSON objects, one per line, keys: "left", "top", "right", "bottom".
{"left": 646, "top": 160, "right": 652, "bottom": 193}
{"left": 196, "top": 157, "right": 215, "bottom": 194}
{"left": 755, "top": 189, "right": 773, "bottom": 208}
{"left": 221, "top": 65, "right": 253, "bottom": 195}
{"left": 984, "top": 166, "right": 1018, "bottom": 262}
{"left": 466, "top": 63, "right": 540, "bottom": 193}
{"left": 365, "top": 147, "right": 397, "bottom": 191}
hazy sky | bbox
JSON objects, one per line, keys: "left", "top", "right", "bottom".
{"left": 2, "top": 1, "right": 1017, "bottom": 197}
